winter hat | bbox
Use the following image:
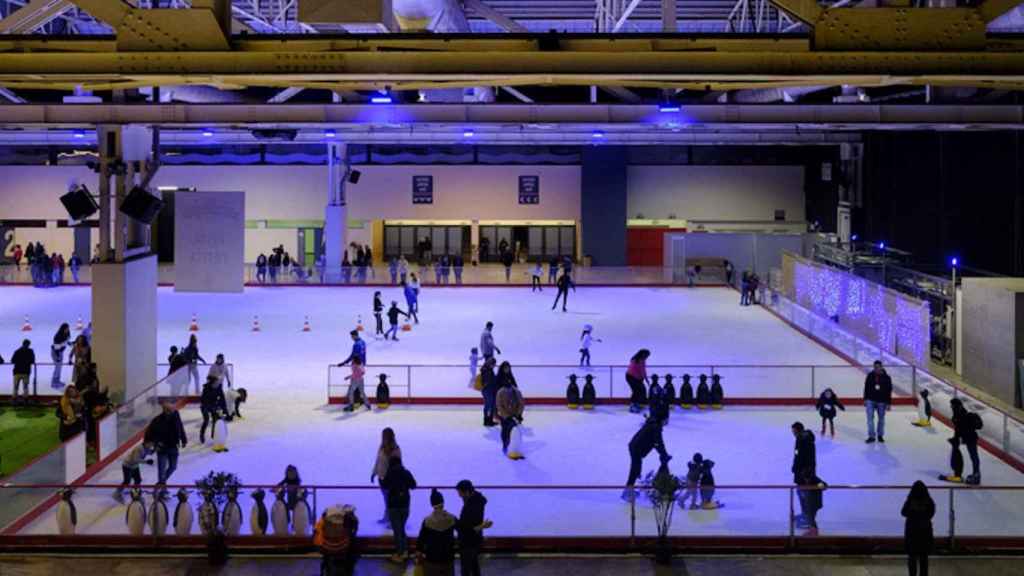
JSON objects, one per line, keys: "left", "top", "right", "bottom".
{"left": 430, "top": 488, "right": 444, "bottom": 507}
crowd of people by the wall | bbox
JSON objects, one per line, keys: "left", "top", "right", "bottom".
{"left": 8, "top": 242, "right": 83, "bottom": 287}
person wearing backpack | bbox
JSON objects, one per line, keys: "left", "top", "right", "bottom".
{"left": 950, "top": 398, "right": 983, "bottom": 484}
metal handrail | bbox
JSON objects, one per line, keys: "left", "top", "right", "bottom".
{"left": 4, "top": 482, "right": 1023, "bottom": 491}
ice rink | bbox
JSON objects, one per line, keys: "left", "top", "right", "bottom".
{"left": 2, "top": 285, "right": 1020, "bottom": 538}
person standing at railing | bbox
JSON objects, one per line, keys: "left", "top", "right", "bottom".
{"left": 268, "top": 250, "right": 281, "bottom": 283}
{"left": 256, "top": 253, "right": 268, "bottom": 284}
{"left": 790, "top": 421, "right": 822, "bottom": 534}
{"left": 740, "top": 271, "right": 750, "bottom": 306}
{"left": 531, "top": 261, "right": 543, "bottom": 292}
{"left": 724, "top": 260, "right": 734, "bottom": 287}
{"left": 12, "top": 243, "right": 22, "bottom": 270}
{"left": 863, "top": 361, "right": 893, "bottom": 444}
{"left": 398, "top": 255, "right": 409, "bottom": 285}
{"left": 50, "top": 323, "right": 71, "bottom": 388}
{"left": 551, "top": 271, "right": 575, "bottom": 312}
{"left": 950, "top": 398, "right": 983, "bottom": 484}
{"left": 69, "top": 335, "right": 90, "bottom": 385}
{"left": 625, "top": 349, "right": 650, "bottom": 414}
{"left": 11, "top": 339, "right": 35, "bottom": 405}
{"left": 371, "top": 427, "right": 402, "bottom": 524}
{"left": 145, "top": 400, "right": 188, "bottom": 486}
{"left": 207, "top": 354, "right": 232, "bottom": 389}
{"left": 453, "top": 253, "right": 464, "bottom": 285}
{"left": 389, "top": 256, "right": 399, "bottom": 285}
{"left": 183, "top": 334, "right": 207, "bottom": 395}
{"left": 68, "top": 252, "right": 81, "bottom": 284}
{"left": 415, "top": 488, "right": 457, "bottom": 576}
{"left": 57, "top": 385, "right": 83, "bottom": 441}
{"left": 501, "top": 249, "right": 514, "bottom": 283}
{"left": 382, "top": 455, "right": 418, "bottom": 564}
{"left": 341, "top": 251, "right": 352, "bottom": 284}
{"left": 902, "top": 480, "right": 935, "bottom": 576}
{"left": 455, "top": 480, "right": 492, "bottom": 576}
{"left": 548, "top": 255, "right": 559, "bottom": 285}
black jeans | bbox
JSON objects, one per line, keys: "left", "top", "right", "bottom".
{"left": 908, "top": 553, "right": 929, "bottom": 576}
{"left": 121, "top": 465, "right": 142, "bottom": 486}
{"left": 626, "top": 449, "right": 644, "bottom": 486}
{"left": 500, "top": 418, "right": 515, "bottom": 452}
{"left": 459, "top": 546, "right": 481, "bottom": 576}
{"left": 531, "top": 276, "right": 541, "bottom": 291}
{"left": 965, "top": 441, "right": 980, "bottom": 477}
{"left": 200, "top": 408, "right": 219, "bottom": 443}
{"left": 626, "top": 375, "right": 647, "bottom": 407}
{"left": 580, "top": 348, "right": 590, "bottom": 366}
{"left": 552, "top": 288, "right": 569, "bottom": 310}
{"left": 375, "top": 312, "right": 384, "bottom": 335}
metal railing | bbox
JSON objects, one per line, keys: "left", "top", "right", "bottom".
{"left": 0, "top": 363, "right": 234, "bottom": 399}
{"left": 4, "top": 482, "right": 1024, "bottom": 541}
{"left": 0, "top": 263, "right": 726, "bottom": 287}
{"left": 326, "top": 362, "right": 916, "bottom": 402}
{"left": 765, "top": 287, "right": 1024, "bottom": 465}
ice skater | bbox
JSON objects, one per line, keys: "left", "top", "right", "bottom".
{"left": 548, "top": 255, "right": 559, "bottom": 284}
{"left": 373, "top": 291, "right": 385, "bottom": 338}
{"left": 622, "top": 415, "right": 671, "bottom": 502}
{"left": 815, "top": 388, "right": 845, "bottom": 438}
{"left": 698, "top": 458, "right": 722, "bottom": 509}
{"left": 680, "top": 453, "right": 703, "bottom": 509}
{"left": 479, "top": 321, "right": 501, "bottom": 362}
{"left": 496, "top": 364, "right": 524, "bottom": 457}
{"left": 863, "top": 360, "right": 893, "bottom": 443}
{"left": 403, "top": 274, "right": 420, "bottom": 324}
{"left": 531, "top": 262, "right": 543, "bottom": 292}
{"left": 385, "top": 301, "right": 410, "bottom": 341}
{"left": 551, "top": 271, "right": 575, "bottom": 312}
{"left": 579, "top": 324, "right": 601, "bottom": 367}
{"left": 625, "top": 349, "right": 650, "bottom": 413}
{"left": 183, "top": 334, "right": 207, "bottom": 395}
{"left": 480, "top": 357, "right": 498, "bottom": 427}
{"left": 113, "top": 441, "right": 154, "bottom": 503}
{"left": 199, "top": 375, "right": 227, "bottom": 449}
{"left": 950, "top": 398, "right": 982, "bottom": 484}
{"left": 343, "top": 357, "right": 371, "bottom": 412}
{"left": 337, "top": 330, "right": 367, "bottom": 367}
{"left": 790, "top": 421, "right": 823, "bottom": 534}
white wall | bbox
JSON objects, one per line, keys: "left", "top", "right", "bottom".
{"left": 627, "top": 165, "right": 805, "bottom": 223}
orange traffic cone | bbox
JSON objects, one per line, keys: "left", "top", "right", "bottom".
{"left": 251, "top": 315, "right": 261, "bottom": 332}
{"left": 302, "top": 316, "right": 312, "bottom": 332}
{"left": 356, "top": 315, "right": 364, "bottom": 332}
{"left": 75, "top": 316, "right": 84, "bottom": 331}
{"left": 188, "top": 314, "right": 199, "bottom": 332}
{"left": 21, "top": 315, "right": 31, "bottom": 331}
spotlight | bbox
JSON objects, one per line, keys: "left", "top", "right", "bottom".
{"left": 878, "top": 242, "right": 886, "bottom": 250}
{"left": 658, "top": 102, "right": 681, "bottom": 113}
{"left": 324, "top": 129, "right": 337, "bottom": 139}
{"left": 463, "top": 129, "right": 475, "bottom": 138}
{"left": 592, "top": 130, "right": 605, "bottom": 139}
{"left": 851, "top": 234, "right": 858, "bottom": 241}
{"left": 73, "top": 130, "right": 86, "bottom": 139}
{"left": 371, "top": 91, "right": 392, "bottom": 104}
{"left": 202, "top": 129, "right": 214, "bottom": 137}
{"left": 951, "top": 257, "right": 959, "bottom": 268}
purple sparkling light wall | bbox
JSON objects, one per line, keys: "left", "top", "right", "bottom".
{"left": 787, "top": 253, "right": 929, "bottom": 366}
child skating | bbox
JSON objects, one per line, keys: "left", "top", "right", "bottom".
{"left": 385, "top": 301, "right": 410, "bottom": 341}
{"left": 815, "top": 388, "right": 845, "bottom": 438}
{"left": 579, "top": 324, "right": 601, "bottom": 367}
{"left": 344, "top": 357, "right": 370, "bottom": 412}
{"left": 679, "top": 453, "right": 703, "bottom": 509}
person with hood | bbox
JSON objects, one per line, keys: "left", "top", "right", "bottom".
{"left": 496, "top": 363, "right": 524, "bottom": 455}
{"left": 50, "top": 323, "right": 71, "bottom": 388}
{"left": 337, "top": 330, "right": 367, "bottom": 367}
{"left": 183, "top": 334, "right": 207, "bottom": 395}
{"left": 455, "top": 480, "right": 491, "bottom": 576}
{"left": 950, "top": 397, "right": 983, "bottom": 484}
{"left": 382, "top": 456, "right": 418, "bottom": 563}
{"left": 791, "top": 421, "right": 822, "bottom": 533}
{"left": 199, "top": 375, "right": 228, "bottom": 447}
{"left": 11, "top": 339, "right": 35, "bottom": 405}
{"left": 479, "top": 321, "right": 501, "bottom": 361}
{"left": 863, "top": 360, "right": 893, "bottom": 443}
{"left": 416, "top": 488, "right": 457, "bottom": 576}
{"left": 815, "top": 388, "right": 845, "bottom": 438}
{"left": 623, "top": 415, "right": 671, "bottom": 502}
{"left": 902, "top": 480, "right": 935, "bottom": 576}
{"left": 480, "top": 357, "right": 498, "bottom": 427}
{"left": 551, "top": 271, "right": 576, "bottom": 312}
{"left": 385, "top": 301, "right": 410, "bottom": 341}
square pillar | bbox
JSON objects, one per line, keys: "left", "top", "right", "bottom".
{"left": 92, "top": 255, "right": 158, "bottom": 403}
{"left": 324, "top": 204, "right": 347, "bottom": 281}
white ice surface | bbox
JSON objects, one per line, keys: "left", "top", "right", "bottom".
{"left": 2, "top": 286, "right": 1021, "bottom": 538}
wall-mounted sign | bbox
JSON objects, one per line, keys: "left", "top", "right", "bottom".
{"left": 412, "top": 175, "right": 434, "bottom": 204}
{"left": 518, "top": 175, "right": 540, "bottom": 205}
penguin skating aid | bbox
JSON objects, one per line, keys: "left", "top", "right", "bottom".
{"left": 566, "top": 374, "right": 580, "bottom": 409}
{"left": 173, "top": 489, "right": 193, "bottom": 535}
{"left": 581, "top": 374, "right": 596, "bottom": 409}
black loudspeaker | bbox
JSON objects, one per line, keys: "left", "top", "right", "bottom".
{"left": 348, "top": 169, "right": 362, "bottom": 184}
{"left": 119, "top": 186, "right": 164, "bottom": 224}
{"left": 60, "top": 185, "right": 99, "bottom": 221}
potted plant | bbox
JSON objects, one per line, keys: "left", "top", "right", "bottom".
{"left": 641, "top": 462, "right": 683, "bottom": 564}
{"left": 194, "top": 471, "right": 241, "bottom": 566}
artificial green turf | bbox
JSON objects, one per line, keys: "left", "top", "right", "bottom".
{"left": 0, "top": 405, "right": 60, "bottom": 477}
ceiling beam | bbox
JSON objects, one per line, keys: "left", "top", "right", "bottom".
{"left": 612, "top": 0, "right": 644, "bottom": 33}
{"left": 661, "top": 0, "right": 677, "bottom": 32}
{"left": 500, "top": 86, "right": 534, "bottom": 103}
{"left": 66, "top": 0, "right": 230, "bottom": 50}
{"left": 0, "top": 0, "right": 73, "bottom": 34}
{"left": 268, "top": 86, "right": 304, "bottom": 103}
{"left": 600, "top": 85, "right": 643, "bottom": 103}
{"left": 462, "top": 0, "right": 528, "bottom": 32}
{"left": 0, "top": 86, "right": 26, "bottom": 103}
{"left": 979, "top": 0, "right": 1024, "bottom": 23}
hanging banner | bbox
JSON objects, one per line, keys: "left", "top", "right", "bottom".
{"left": 174, "top": 191, "right": 245, "bottom": 293}
{"left": 412, "top": 175, "right": 434, "bottom": 204}
{"left": 518, "top": 175, "right": 540, "bottom": 205}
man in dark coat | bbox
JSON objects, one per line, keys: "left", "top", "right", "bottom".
{"left": 623, "top": 416, "right": 671, "bottom": 501}
{"left": 863, "top": 360, "right": 893, "bottom": 443}
{"left": 145, "top": 401, "right": 188, "bottom": 485}
{"left": 791, "top": 421, "right": 822, "bottom": 531}
{"left": 199, "top": 376, "right": 228, "bottom": 445}
{"left": 455, "top": 480, "right": 490, "bottom": 576}
{"left": 951, "top": 398, "right": 983, "bottom": 483}
{"left": 11, "top": 339, "right": 35, "bottom": 404}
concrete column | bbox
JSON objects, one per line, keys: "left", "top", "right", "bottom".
{"left": 324, "top": 143, "right": 349, "bottom": 280}
{"left": 92, "top": 255, "right": 158, "bottom": 403}
{"left": 581, "top": 147, "right": 628, "bottom": 265}
{"left": 470, "top": 220, "right": 480, "bottom": 264}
